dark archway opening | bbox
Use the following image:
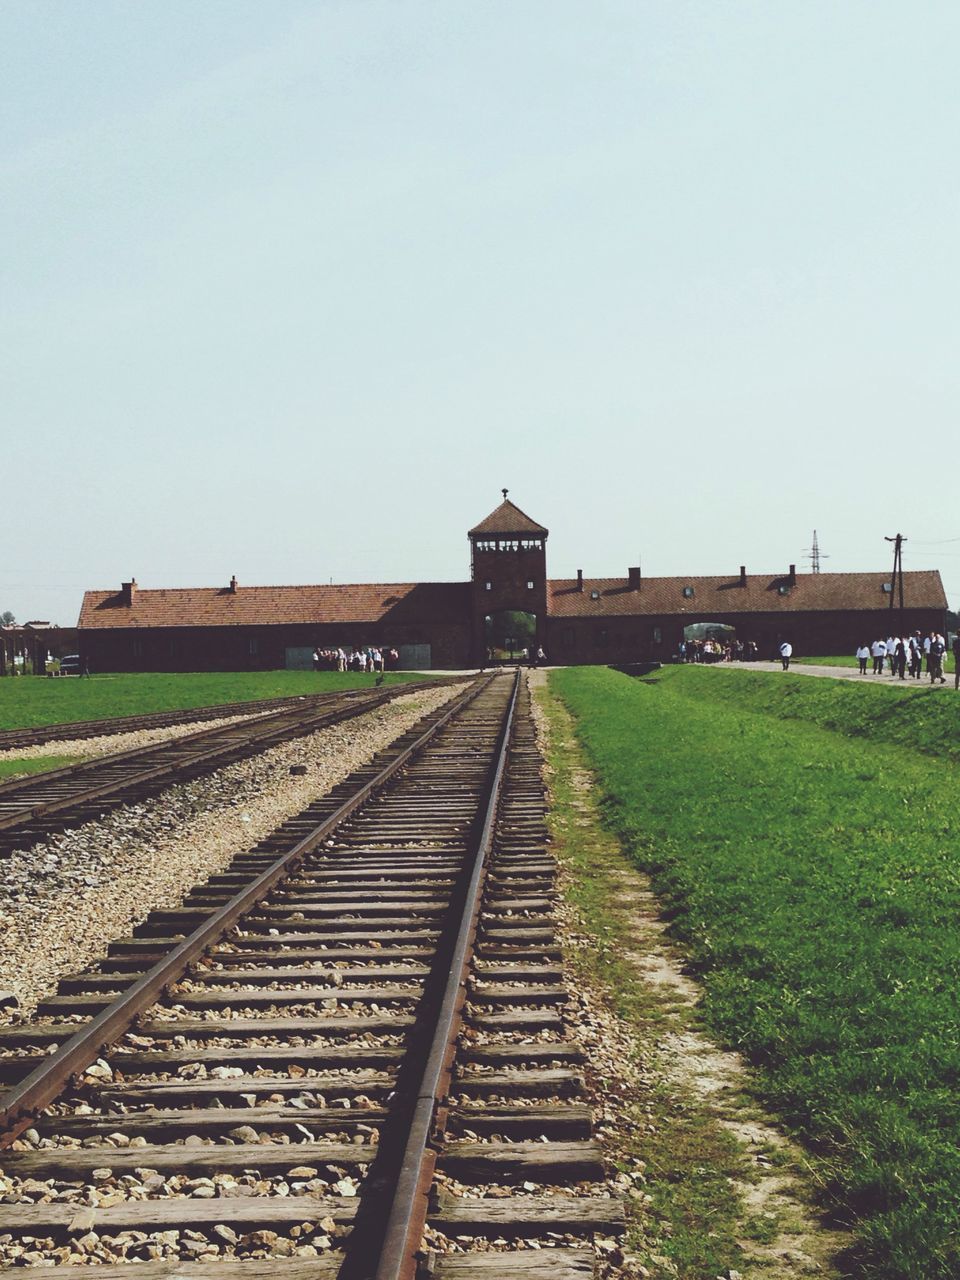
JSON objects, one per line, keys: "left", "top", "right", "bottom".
{"left": 485, "top": 610, "right": 537, "bottom": 664}
{"left": 681, "top": 621, "right": 739, "bottom": 663}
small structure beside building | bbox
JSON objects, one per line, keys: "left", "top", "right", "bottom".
{"left": 76, "top": 496, "right": 948, "bottom": 672}
{"left": 0, "top": 623, "right": 79, "bottom": 676}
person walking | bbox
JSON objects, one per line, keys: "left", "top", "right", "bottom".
{"left": 856, "top": 643, "right": 870, "bottom": 674}
{"left": 909, "top": 633, "right": 923, "bottom": 679}
{"left": 871, "top": 637, "right": 886, "bottom": 674}
{"left": 929, "top": 633, "right": 947, "bottom": 684}
{"left": 894, "top": 637, "right": 908, "bottom": 680}
{"left": 779, "top": 640, "right": 793, "bottom": 671}
{"left": 953, "top": 634, "right": 960, "bottom": 690}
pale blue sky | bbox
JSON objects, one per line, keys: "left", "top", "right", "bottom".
{"left": 3, "top": 1, "right": 958, "bottom": 624}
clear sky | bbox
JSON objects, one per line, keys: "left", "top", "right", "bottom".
{"left": 3, "top": 1, "right": 958, "bottom": 625}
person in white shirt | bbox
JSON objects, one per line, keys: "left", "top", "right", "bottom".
{"left": 856, "top": 644, "right": 870, "bottom": 674}
{"left": 871, "top": 638, "right": 886, "bottom": 674}
{"left": 885, "top": 635, "right": 897, "bottom": 675}
{"left": 779, "top": 640, "right": 793, "bottom": 671}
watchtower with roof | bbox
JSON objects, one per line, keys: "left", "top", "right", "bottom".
{"left": 468, "top": 491, "right": 549, "bottom": 663}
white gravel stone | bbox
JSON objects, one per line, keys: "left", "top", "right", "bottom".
{"left": 0, "top": 712, "right": 262, "bottom": 768}
{"left": 0, "top": 683, "right": 465, "bottom": 1016}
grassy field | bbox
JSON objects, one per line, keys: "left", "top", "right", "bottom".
{"left": 792, "top": 654, "right": 859, "bottom": 667}
{"left": 0, "top": 670, "right": 434, "bottom": 731}
{"left": 0, "top": 754, "right": 82, "bottom": 781}
{"left": 792, "top": 654, "right": 953, "bottom": 672}
{"left": 550, "top": 664, "right": 960, "bottom": 1279}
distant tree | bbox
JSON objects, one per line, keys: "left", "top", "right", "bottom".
{"left": 0, "top": 610, "right": 14, "bottom": 626}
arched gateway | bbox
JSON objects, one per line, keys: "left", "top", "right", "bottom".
{"left": 469, "top": 492, "right": 548, "bottom": 665}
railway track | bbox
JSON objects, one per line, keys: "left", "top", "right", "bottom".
{"left": 0, "top": 682, "right": 437, "bottom": 858}
{"left": 0, "top": 690, "right": 409, "bottom": 754}
{"left": 0, "top": 671, "right": 622, "bottom": 1277}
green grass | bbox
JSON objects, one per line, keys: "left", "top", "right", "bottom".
{"left": 693, "top": 664, "right": 960, "bottom": 764}
{"left": 792, "top": 654, "right": 860, "bottom": 667}
{"left": 0, "top": 754, "right": 83, "bottom": 780}
{"left": 536, "top": 683, "right": 774, "bottom": 1278}
{"left": 0, "top": 670, "right": 433, "bottom": 731}
{"left": 792, "top": 654, "right": 953, "bottom": 672}
{"left": 550, "top": 664, "right": 960, "bottom": 1280}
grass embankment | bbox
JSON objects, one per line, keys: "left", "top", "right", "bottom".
{"left": 537, "top": 684, "right": 793, "bottom": 1278}
{"left": 551, "top": 665, "right": 960, "bottom": 1280}
{"left": 0, "top": 670, "right": 432, "bottom": 732}
{"left": 700, "top": 663, "right": 959, "bottom": 761}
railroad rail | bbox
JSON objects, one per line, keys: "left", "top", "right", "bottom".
{"left": 0, "top": 681, "right": 438, "bottom": 858}
{"left": 0, "top": 688, "right": 421, "bottom": 754}
{"left": 0, "top": 671, "right": 622, "bottom": 1277}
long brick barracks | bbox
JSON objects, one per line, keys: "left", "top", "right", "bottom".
{"left": 78, "top": 497, "right": 947, "bottom": 671}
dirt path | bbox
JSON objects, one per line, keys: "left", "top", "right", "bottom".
{"left": 530, "top": 671, "right": 850, "bottom": 1279}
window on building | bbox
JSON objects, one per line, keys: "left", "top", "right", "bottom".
{"left": 591, "top": 589, "right": 600, "bottom": 600}
{"left": 527, "top": 580, "right": 534, "bottom": 590}
{"left": 682, "top": 586, "right": 694, "bottom": 598}
{"left": 652, "top": 626, "right": 662, "bottom": 644}
{"left": 484, "top": 581, "right": 492, "bottom": 591}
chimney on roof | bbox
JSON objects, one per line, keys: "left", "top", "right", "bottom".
{"left": 120, "top": 578, "right": 137, "bottom": 606}
{"left": 739, "top": 565, "right": 747, "bottom": 587}
{"left": 576, "top": 569, "right": 584, "bottom": 592}
{"left": 229, "top": 575, "right": 238, "bottom": 594}
{"left": 788, "top": 563, "right": 797, "bottom": 586}
{"left": 628, "top": 566, "right": 642, "bottom": 590}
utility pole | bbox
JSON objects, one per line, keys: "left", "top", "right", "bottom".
{"left": 884, "top": 533, "right": 906, "bottom": 633}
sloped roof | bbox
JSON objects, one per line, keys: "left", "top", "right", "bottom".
{"left": 469, "top": 499, "right": 548, "bottom": 537}
{"left": 546, "top": 570, "right": 947, "bottom": 618}
{"left": 79, "top": 582, "right": 471, "bottom": 631}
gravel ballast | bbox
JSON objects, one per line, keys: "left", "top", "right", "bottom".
{"left": 0, "top": 683, "right": 465, "bottom": 1017}
{"left": 0, "top": 713, "right": 261, "bottom": 768}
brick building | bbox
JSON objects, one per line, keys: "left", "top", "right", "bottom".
{"left": 77, "top": 496, "right": 947, "bottom": 671}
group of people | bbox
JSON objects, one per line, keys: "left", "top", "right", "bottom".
{"left": 679, "top": 637, "right": 760, "bottom": 663}
{"left": 311, "top": 646, "right": 400, "bottom": 673}
{"left": 855, "top": 633, "right": 956, "bottom": 684}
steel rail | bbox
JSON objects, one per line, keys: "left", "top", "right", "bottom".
{"left": 0, "top": 691, "right": 349, "bottom": 753}
{"left": 0, "top": 682, "right": 435, "bottom": 836}
{"left": 0, "top": 673, "right": 494, "bottom": 1146}
{"left": 0, "top": 679, "right": 458, "bottom": 753}
{"left": 371, "top": 668, "right": 521, "bottom": 1280}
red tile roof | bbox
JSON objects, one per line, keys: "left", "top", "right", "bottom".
{"left": 78, "top": 570, "right": 946, "bottom": 632}
{"left": 468, "top": 500, "right": 549, "bottom": 537}
{"left": 546, "top": 570, "right": 947, "bottom": 618}
{"left": 78, "top": 582, "right": 470, "bottom": 630}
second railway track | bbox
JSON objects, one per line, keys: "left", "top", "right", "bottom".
{"left": 0, "top": 682, "right": 439, "bottom": 858}
{"left": 0, "top": 690, "right": 404, "bottom": 755}
{"left": 0, "top": 671, "right": 622, "bottom": 1277}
